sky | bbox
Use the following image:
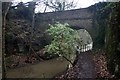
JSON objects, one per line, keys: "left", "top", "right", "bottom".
{"left": 12, "top": 0, "right": 106, "bottom": 13}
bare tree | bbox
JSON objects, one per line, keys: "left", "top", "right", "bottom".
{"left": 2, "top": 2, "right": 12, "bottom": 78}
{"left": 43, "top": 0, "right": 76, "bottom": 12}
{"left": 27, "top": 2, "right": 36, "bottom": 55}
{"left": 27, "top": 1, "right": 42, "bottom": 61}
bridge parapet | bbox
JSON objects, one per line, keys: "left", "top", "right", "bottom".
{"left": 35, "top": 8, "right": 94, "bottom": 21}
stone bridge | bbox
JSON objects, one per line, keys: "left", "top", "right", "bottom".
{"left": 35, "top": 6, "right": 100, "bottom": 48}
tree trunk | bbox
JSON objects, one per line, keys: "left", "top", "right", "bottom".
{"left": 62, "top": 55, "right": 73, "bottom": 66}
{"left": 29, "top": 2, "right": 35, "bottom": 55}
{"left": 73, "top": 51, "right": 79, "bottom": 66}
{"left": 2, "top": 2, "right": 11, "bottom": 78}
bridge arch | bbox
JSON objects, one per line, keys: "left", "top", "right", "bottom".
{"left": 77, "top": 29, "right": 93, "bottom": 52}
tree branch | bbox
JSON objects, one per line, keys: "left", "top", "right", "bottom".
{"left": 62, "top": 55, "right": 73, "bottom": 66}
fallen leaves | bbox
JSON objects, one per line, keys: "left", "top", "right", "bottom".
{"left": 5, "top": 54, "right": 40, "bottom": 70}
{"left": 93, "top": 50, "right": 111, "bottom": 78}
{"left": 55, "top": 50, "right": 113, "bottom": 79}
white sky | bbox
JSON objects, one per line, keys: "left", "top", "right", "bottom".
{"left": 12, "top": 0, "right": 105, "bottom": 13}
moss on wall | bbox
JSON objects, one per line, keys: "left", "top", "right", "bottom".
{"left": 105, "top": 2, "right": 120, "bottom": 77}
{"left": 92, "top": 2, "right": 110, "bottom": 49}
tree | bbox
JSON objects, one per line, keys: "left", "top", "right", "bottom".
{"left": 2, "top": 2, "right": 12, "bottom": 78}
{"left": 28, "top": 2, "right": 36, "bottom": 54}
{"left": 15, "top": 2, "right": 30, "bottom": 19}
{"left": 27, "top": 1, "right": 42, "bottom": 61}
{"left": 43, "top": 0, "right": 76, "bottom": 12}
{"left": 45, "top": 22, "right": 83, "bottom": 66}
{"left": 9, "top": 2, "right": 36, "bottom": 20}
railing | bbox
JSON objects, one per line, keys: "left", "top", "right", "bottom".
{"left": 77, "top": 43, "right": 93, "bottom": 52}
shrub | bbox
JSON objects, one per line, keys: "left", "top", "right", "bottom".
{"left": 45, "top": 22, "right": 83, "bottom": 65}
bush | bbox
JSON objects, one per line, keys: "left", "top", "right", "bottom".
{"left": 45, "top": 22, "right": 83, "bottom": 65}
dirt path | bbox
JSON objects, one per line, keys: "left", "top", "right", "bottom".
{"left": 56, "top": 50, "right": 97, "bottom": 78}
{"left": 77, "top": 50, "right": 96, "bottom": 78}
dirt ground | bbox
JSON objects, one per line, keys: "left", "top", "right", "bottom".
{"left": 55, "top": 50, "right": 112, "bottom": 79}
